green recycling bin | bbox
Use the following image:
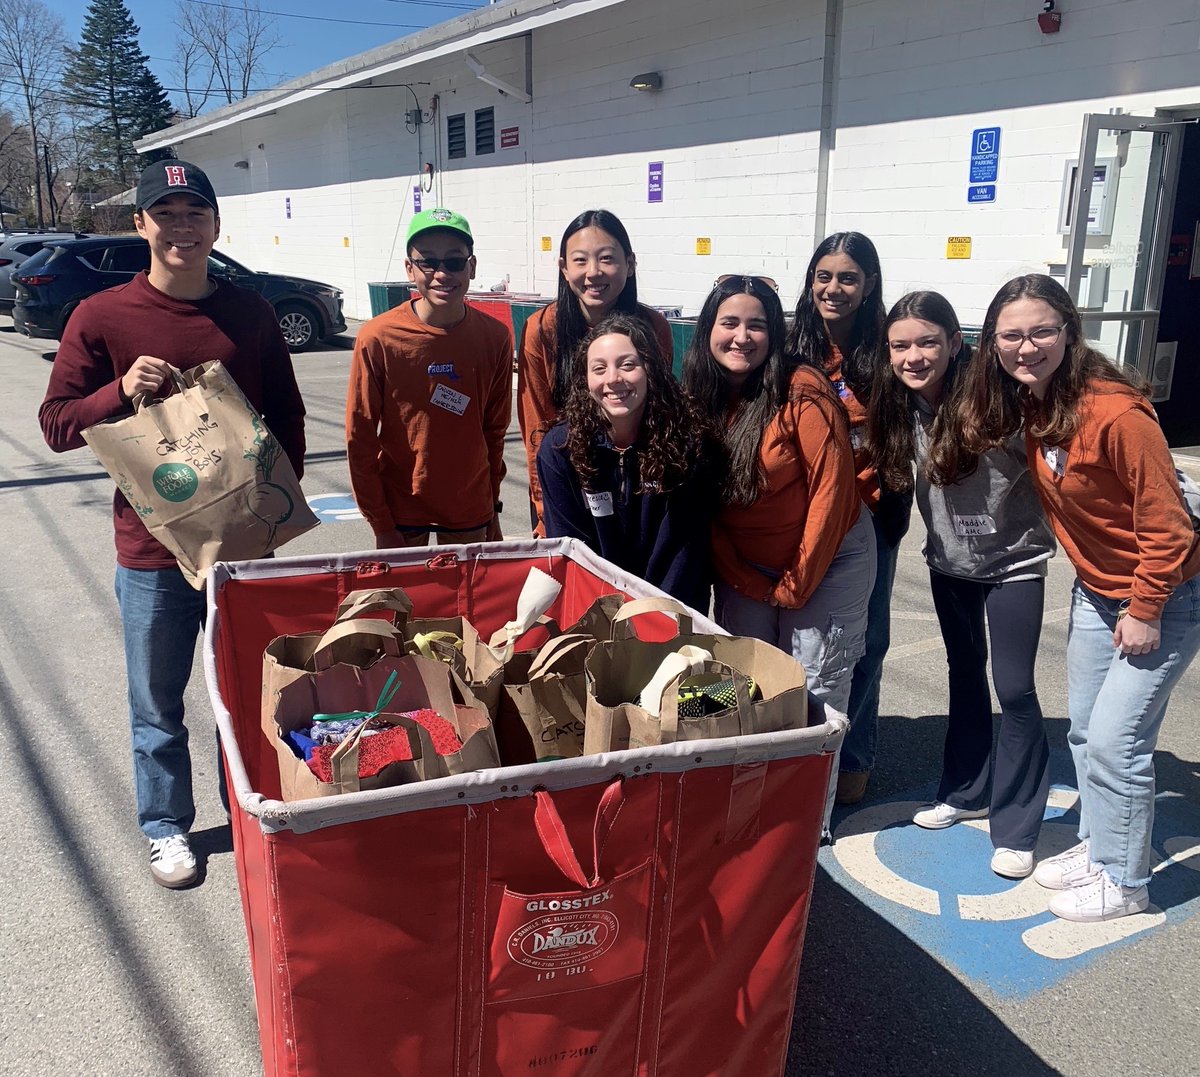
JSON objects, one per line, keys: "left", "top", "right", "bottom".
{"left": 367, "top": 282, "right": 414, "bottom": 317}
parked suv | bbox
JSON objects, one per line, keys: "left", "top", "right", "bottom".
{"left": 0, "top": 232, "right": 89, "bottom": 315}
{"left": 12, "top": 235, "right": 346, "bottom": 350}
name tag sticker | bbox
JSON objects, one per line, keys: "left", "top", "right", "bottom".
{"left": 953, "top": 514, "right": 998, "bottom": 537}
{"left": 430, "top": 383, "right": 470, "bottom": 415}
{"left": 1043, "top": 445, "right": 1067, "bottom": 476}
{"left": 585, "top": 491, "right": 614, "bottom": 518}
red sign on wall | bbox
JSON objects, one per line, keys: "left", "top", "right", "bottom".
{"left": 501, "top": 126, "right": 520, "bottom": 148}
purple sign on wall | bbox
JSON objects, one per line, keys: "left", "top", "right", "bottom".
{"left": 648, "top": 161, "right": 663, "bottom": 203}
{"left": 413, "top": 186, "right": 422, "bottom": 213}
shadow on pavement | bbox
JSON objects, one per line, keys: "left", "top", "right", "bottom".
{"left": 788, "top": 868, "right": 1061, "bottom": 1076}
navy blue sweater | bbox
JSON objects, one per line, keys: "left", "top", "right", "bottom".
{"left": 536, "top": 423, "right": 714, "bottom": 613}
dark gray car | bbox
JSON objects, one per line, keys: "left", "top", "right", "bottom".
{"left": 0, "top": 232, "right": 87, "bottom": 315}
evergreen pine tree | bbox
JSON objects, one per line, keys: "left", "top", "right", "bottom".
{"left": 62, "top": 0, "right": 175, "bottom": 189}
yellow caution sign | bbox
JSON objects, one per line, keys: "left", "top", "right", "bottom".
{"left": 696, "top": 237, "right": 712, "bottom": 256}
{"left": 541, "top": 236, "right": 552, "bottom": 252}
{"left": 946, "top": 237, "right": 972, "bottom": 259}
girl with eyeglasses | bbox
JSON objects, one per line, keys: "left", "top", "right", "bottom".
{"left": 682, "top": 275, "right": 875, "bottom": 761}
{"left": 957, "top": 273, "right": 1200, "bottom": 921}
{"left": 519, "top": 210, "right": 674, "bottom": 534}
{"left": 537, "top": 311, "right": 716, "bottom": 610}
{"left": 788, "top": 232, "right": 908, "bottom": 807}
{"left": 867, "top": 291, "right": 1055, "bottom": 879}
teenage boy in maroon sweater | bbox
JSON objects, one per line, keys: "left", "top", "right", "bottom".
{"left": 39, "top": 160, "right": 306, "bottom": 889}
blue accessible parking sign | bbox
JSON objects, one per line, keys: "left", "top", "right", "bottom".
{"left": 968, "top": 184, "right": 996, "bottom": 203}
{"left": 970, "top": 127, "right": 1001, "bottom": 184}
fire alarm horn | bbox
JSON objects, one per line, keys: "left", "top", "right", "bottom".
{"left": 1038, "top": 0, "right": 1062, "bottom": 33}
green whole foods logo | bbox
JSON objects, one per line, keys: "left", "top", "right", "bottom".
{"left": 152, "top": 463, "right": 199, "bottom": 502}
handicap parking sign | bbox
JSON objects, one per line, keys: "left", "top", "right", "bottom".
{"left": 823, "top": 778, "right": 1200, "bottom": 999}
{"left": 970, "top": 126, "right": 1001, "bottom": 184}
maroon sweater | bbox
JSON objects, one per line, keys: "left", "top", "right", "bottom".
{"left": 39, "top": 272, "right": 307, "bottom": 570}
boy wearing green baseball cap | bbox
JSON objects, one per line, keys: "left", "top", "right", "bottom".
{"left": 346, "top": 208, "right": 512, "bottom": 547}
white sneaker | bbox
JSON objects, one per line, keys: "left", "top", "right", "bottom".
{"left": 912, "top": 802, "right": 989, "bottom": 830}
{"left": 1048, "top": 870, "right": 1149, "bottom": 922}
{"left": 1033, "top": 840, "right": 1099, "bottom": 891}
{"left": 991, "top": 847, "right": 1034, "bottom": 879}
{"left": 149, "top": 834, "right": 198, "bottom": 889}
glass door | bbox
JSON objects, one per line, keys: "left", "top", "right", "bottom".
{"left": 1064, "top": 113, "right": 1188, "bottom": 376}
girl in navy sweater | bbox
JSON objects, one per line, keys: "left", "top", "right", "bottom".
{"left": 537, "top": 311, "right": 717, "bottom": 611}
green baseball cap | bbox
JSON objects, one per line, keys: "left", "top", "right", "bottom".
{"left": 405, "top": 207, "right": 473, "bottom": 249}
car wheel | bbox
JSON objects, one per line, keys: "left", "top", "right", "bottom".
{"left": 276, "top": 302, "right": 319, "bottom": 351}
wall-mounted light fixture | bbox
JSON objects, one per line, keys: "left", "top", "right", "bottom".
{"left": 630, "top": 72, "right": 663, "bottom": 92}
{"left": 233, "top": 159, "right": 250, "bottom": 169}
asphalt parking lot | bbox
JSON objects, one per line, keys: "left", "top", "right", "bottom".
{"left": 1, "top": 318, "right": 1197, "bottom": 1076}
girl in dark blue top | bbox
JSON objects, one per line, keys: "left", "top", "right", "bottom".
{"left": 537, "top": 311, "right": 718, "bottom": 612}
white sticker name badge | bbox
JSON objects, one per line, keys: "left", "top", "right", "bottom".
{"left": 953, "top": 514, "right": 998, "bottom": 538}
{"left": 430, "top": 383, "right": 470, "bottom": 415}
{"left": 585, "top": 491, "right": 614, "bottom": 518}
{"left": 1043, "top": 445, "right": 1067, "bottom": 477}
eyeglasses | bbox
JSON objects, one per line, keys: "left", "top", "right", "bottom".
{"left": 715, "top": 274, "right": 778, "bottom": 291}
{"left": 411, "top": 256, "right": 471, "bottom": 274}
{"left": 993, "top": 325, "right": 1066, "bottom": 352}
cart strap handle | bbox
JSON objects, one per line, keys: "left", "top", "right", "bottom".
{"left": 532, "top": 777, "right": 625, "bottom": 890}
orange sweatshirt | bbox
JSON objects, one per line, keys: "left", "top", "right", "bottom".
{"left": 713, "top": 364, "right": 860, "bottom": 608}
{"left": 1026, "top": 381, "right": 1200, "bottom": 621}
{"left": 823, "top": 344, "right": 881, "bottom": 510}
{"left": 517, "top": 302, "right": 674, "bottom": 529}
{"left": 345, "top": 300, "right": 513, "bottom": 533}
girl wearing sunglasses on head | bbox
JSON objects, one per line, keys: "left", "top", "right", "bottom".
{"left": 788, "top": 231, "right": 906, "bottom": 807}
{"left": 868, "top": 291, "right": 1055, "bottom": 879}
{"left": 682, "top": 274, "right": 875, "bottom": 749}
{"left": 537, "top": 311, "right": 716, "bottom": 610}
{"left": 958, "top": 273, "right": 1200, "bottom": 921}
{"left": 519, "top": 210, "right": 674, "bottom": 534}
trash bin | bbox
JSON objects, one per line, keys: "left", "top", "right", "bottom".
{"left": 367, "top": 281, "right": 413, "bottom": 317}
{"left": 668, "top": 318, "right": 698, "bottom": 379}
{"left": 206, "top": 539, "right": 843, "bottom": 1077}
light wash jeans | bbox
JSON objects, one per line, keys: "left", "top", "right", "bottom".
{"left": 1066, "top": 578, "right": 1200, "bottom": 887}
{"left": 115, "top": 566, "right": 207, "bottom": 840}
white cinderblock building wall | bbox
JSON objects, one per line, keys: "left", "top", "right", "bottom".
{"left": 143, "top": 0, "right": 1200, "bottom": 324}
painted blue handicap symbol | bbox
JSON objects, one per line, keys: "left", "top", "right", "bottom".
{"left": 823, "top": 777, "right": 1200, "bottom": 1000}
{"left": 307, "top": 494, "right": 363, "bottom": 523}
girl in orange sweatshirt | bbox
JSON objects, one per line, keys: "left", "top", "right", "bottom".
{"left": 683, "top": 275, "right": 875, "bottom": 764}
{"left": 788, "top": 232, "right": 908, "bottom": 807}
{"left": 961, "top": 273, "right": 1200, "bottom": 923}
{"left": 517, "top": 210, "right": 673, "bottom": 533}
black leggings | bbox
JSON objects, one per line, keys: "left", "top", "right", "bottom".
{"left": 928, "top": 571, "right": 1050, "bottom": 851}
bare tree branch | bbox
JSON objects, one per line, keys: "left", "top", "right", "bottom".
{"left": 174, "top": 0, "right": 281, "bottom": 112}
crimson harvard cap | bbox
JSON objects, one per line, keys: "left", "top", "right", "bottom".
{"left": 136, "top": 160, "right": 219, "bottom": 214}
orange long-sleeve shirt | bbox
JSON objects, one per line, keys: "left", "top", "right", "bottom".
{"left": 823, "top": 344, "right": 881, "bottom": 510}
{"left": 517, "top": 302, "right": 674, "bottom": 530}
{"left": 1027, "top": 381, "right": 1200, "bottom": 621}
{"left": 713, "top": 364, "right": 860, "bottom": 608}
{"left": 345, "top": 300, "right": 512, "bottom": 533}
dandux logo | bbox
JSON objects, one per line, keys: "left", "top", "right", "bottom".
{"left": 507, "top": 911, "right": 618, "bottom": 971}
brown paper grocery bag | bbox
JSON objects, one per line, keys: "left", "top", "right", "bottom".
{"left": 82, "top": 361, "right": 318, "bottom": 588}
{"left": 583, "top": 597, "right": 808, "bottom": 754}
{"left": 270, "top": 655, "right": 499, "bottom": 801}
{"left": 504, "top": 634, "right": 593, "bottom": 761}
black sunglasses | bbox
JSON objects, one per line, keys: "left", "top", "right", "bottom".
{"left": 411, "top": 256, "right": 471, "bottom": 273}
{"left": 715, "top": 274, "right": 779, "bottom": 291}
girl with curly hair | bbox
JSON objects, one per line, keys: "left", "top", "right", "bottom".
{"left": 519, "top": 210, "right": 673, "bottom": 533}
{"left": 867, "top": 290, "right": 1055, "bottom": 879}
{"left": 537, "top": 311, "right": 716, "bottom": 610}
{"left": 789, "top": 231, "right": 907, "bottom": 806}
{"left": 682, "top": 274, "right": 874, "bottom": 741}
{"left": 958, "top": 273, "right": 1200, "bottom": 921}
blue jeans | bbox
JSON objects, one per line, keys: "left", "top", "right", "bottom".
{"left": 1066, "top": 578, "right": 1200, "bottom": 886}
{"left": 114, "top": 566, "right": 207, "bottom": 840}
{"left": 839, "top": 509, "right": 904, "bottom": 773}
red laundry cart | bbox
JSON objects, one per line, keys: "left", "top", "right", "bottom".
{"left": 204, "top": 539, "right": 845, "bottom": 1077}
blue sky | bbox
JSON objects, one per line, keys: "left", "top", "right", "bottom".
{"left": 44, "top": 0, "right": 490, "bottom": 104}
